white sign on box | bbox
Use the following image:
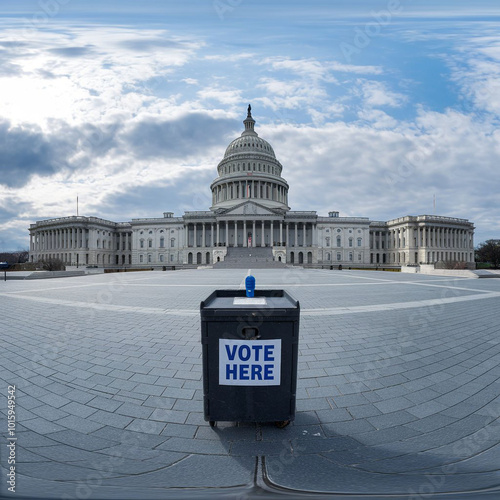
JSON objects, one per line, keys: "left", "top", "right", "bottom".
{"left": 219, "top": 339, "right": 281, "bottom": 386}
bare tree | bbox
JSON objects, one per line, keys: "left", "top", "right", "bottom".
{"left": 476, "top": 240, "right": 500, "bottom": 269}
{"left": 39, "top": 258, "right": 66, "bottom": 271}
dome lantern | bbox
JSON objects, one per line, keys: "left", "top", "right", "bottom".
{"left": 242, "top": 104, "right": 257, "bottom": 136}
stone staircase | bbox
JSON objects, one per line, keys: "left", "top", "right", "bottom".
{"left": 214, "top": 247, "right": 286, "bottom": 269}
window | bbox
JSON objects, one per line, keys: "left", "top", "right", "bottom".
{"left": 160, "top": 237, "right": 165, "bottom": 248}
{"left": 148, "top": 254, "right": 152, "bottom": 263}
{"left": 349, "top": 252, "right": 353, "bottom": 261}
{"left": 327, "top": 253, "right": 331, "bottom": 261}
{"left": 170, "top": 254, "right": 174, "bottom": 262}
{"left": 171, "top": 238, "right": 175, "bottom": 248}
{"left": 159, "top": 254, "right": 164, "bottom": 262}
{"left": 140, "top": 239, "right": 144, "bottom": 249}
{"left": 336, "top": 236, "right": 341, "bottom": 247}
{"left": 337, "top": 253, "right": 341, "bottom": 261}
{"left": 326, "top": 237, "right": 330, "bottom": 247}
{"left": 357, "top": 238, "right": 362, "bottom": 247}
{"left": 358, "top": 254, "right": 362, "bottom": 261}
{"left": 148, "top": 239, "right": 152, "bottom": 248}
{"left": 139, "top": 255, "right": 144, "bottom": 263}
{"left": 349, "top": 238, "right": 353, "bottom": 247}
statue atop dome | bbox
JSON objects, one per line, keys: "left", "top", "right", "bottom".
{"left": 247, "top": 104, "right": 252, "bottom": 116}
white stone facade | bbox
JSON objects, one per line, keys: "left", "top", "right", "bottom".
{"left": 29, "top": 108, "right": 475, "bottom": 268}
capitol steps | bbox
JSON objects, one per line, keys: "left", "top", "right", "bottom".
{"left": 214, "top": 247, "right": 286, "bottom": 269}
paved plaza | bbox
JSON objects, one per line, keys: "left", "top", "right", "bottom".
{"left": 1, "top": 269, "right": 500, "bottom": 499}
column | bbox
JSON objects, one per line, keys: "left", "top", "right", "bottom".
{"left": 211, "top": 223, "right": 214, "bottom": 247}
{"left": 294, "top": 223, "right": 298, "bottom": 247}
{"left": 202, "top": 224, "right": 206, "bottom": 248}
{"left": 225, "top": 221, "right": 229, "bottom": 246}
{"left": 280, "top": 221, "right": 283, "bottom": 245}
{"left": 252, "top": 221, "right": 256, "bottom": 247}
{"left": 270, "top": 221, "right": 274, "bottom": 246}
{"left": 216, "top": 222, "right": 220, "bottom": 246}
{"left": 261, "top": 220, "right": 265, "bottom": 247}
{"left": 193, "top": 223, "right": 197, "bottom": 248}
{"left": 234, "top": 220, "right": 238, "bottom": 247}
{"left": 243, "top": 220, "right": 247, "bottom": 247}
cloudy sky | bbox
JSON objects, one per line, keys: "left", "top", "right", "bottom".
{"left": 0, "top": 0, "right": 499, "bottom": 250}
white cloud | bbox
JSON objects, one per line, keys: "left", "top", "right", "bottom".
{"left": 197, "top": 88, "right": 243, "bottom": 106}
{"left": 0, "top": 26, "right": 203, "bottom": 127}
{"left": 357, "top": 79, "right": 407, "bottom": 108}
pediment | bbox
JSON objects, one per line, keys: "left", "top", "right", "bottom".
{"left": 218, "top": 201, "right": 281, "bottom": 216}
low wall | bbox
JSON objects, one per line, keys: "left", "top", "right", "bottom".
{"left": 402, "top": 265, "right": 478, "bottom": 278}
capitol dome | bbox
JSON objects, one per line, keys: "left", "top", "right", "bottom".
{"left": 223, "top": 135, "right": 276, "bottom": 159}
{"left": 210, "top": 106, "right": 289, "bottom": 212}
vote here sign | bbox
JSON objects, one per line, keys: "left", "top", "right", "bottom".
{"left": 219, "top": 339, "right": 281, "bottom": 386}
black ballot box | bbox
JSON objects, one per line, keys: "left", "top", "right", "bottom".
{"left": 200, "top": 289, "right": 300, "bottom": 427}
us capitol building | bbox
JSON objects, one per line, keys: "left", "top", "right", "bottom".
{"left": 29, "top": 107, "right": 475, "bottom": 269}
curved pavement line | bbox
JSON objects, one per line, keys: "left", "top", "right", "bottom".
{"left": 257, "top": 457, "right": 500, "bottom": 499}
{"left": 1, "top": 290, "right": 500, "bottom": 317}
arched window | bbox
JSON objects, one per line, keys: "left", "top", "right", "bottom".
{"left": 148, "top": 239, "right": 153, "bottom": 248}
{"left": 139, "top": 255, "right": 144, "bottom": 263}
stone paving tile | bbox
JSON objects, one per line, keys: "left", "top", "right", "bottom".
{"left": 47, "top": 429, "right": 118, "bottom": 451}
{"left": 22, "top": 418, "right": 67, "bottom": 435}
{"left": 315, "top": 408, "right": 352, "bottom": 423}
{"left": 88, "top": 409, "right": 134, "bottom": 429}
